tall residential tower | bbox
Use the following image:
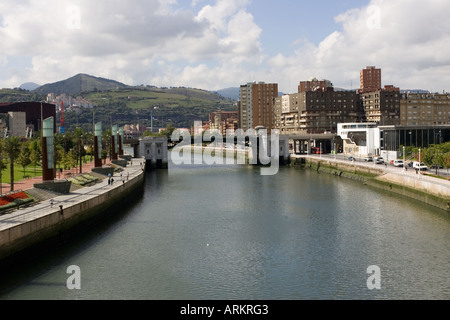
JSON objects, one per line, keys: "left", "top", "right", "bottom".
{"left": 238, "top": 82, "right": 278, "bottom": 132}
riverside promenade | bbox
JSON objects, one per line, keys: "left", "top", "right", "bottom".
{"left": 0, "top": 157, "right": 146, "bottom": 261}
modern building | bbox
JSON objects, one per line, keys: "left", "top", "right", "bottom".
{"left": 0, "top": 102, "right": 56, "bottom": 134}
{"left": 338, "top": 122, "right": 450, "bottom": 160}
{"left": 337, "top": 123, "right": 380, "bottom": 157}
{"left": 358, "top": 66, "right": 382, "bottom": 93}
{"left": 7, "top": 112, "right": 27, "bottom": 137}
{"left": 400, "top": 92, "right": 450, "bottom": 126}
{"left": 238, "top": 82, "right": 278, "bottom": 133}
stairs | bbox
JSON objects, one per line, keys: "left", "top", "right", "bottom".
{"left": 25, "top": 188, "right": 63, "bottom": 202}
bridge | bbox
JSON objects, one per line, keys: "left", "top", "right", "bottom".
{"left": 124, "top": 134, "right": 292, "bottom": 169}
{"left": 124, "top": 133, "right": 340, "bottom": 170}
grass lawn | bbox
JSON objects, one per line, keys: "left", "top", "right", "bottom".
{"left": 0, "top": 156, "right": 95, "bottom": 184}
{"left": 0, "top": 164, "right": 43, "bottom": 184}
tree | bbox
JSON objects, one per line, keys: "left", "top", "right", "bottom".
{"left": 4, "top": 136, "right": 22, "bottom": 191}
{"left": 29, "top": 140, "right": 41, "bottom": 174}
{"left": 0, "top": 140, "right": 7, "bottom": 195}
{"left": 17, "top": 143, "right": 32, "bottom": 179}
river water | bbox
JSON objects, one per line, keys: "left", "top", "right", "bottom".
{"left": 0, "top": 153, "right": 449, "bottom": 300}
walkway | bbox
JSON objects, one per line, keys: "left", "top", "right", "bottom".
{"left": 292, "top": 154, "right": 450, "bottom": 191}
{"left": 0, "top": 158, "right": 146, "bottom": 231}
{"left": 0, "top": 159, "right": 113, "bottom": 193}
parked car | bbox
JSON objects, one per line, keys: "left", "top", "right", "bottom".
{"left": 364, "top": 156, "right": 373, "bottom": 162}
{"left": 407, "top": 162, "right": 414, "bottom": 168}
{"left": 413, "top": 162, "right": 428, "bottom": 171}
{"left": 348, "top": 156, "right": 356, "bottom": 161}
{"left": 374, "top": 157, "right": 384, "bottom": 164}
{"left": 393, "top": 160, "right": 404, "bottom": 167}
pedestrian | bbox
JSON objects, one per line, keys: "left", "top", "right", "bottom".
{"left": 111, "top": 178, "right": 114, "bottom": 185}
{"left": 127, "top": 172, "right": 129, "bottom": 180}
{"left": 108, "top": 178, "right": 111, "bottom": 185}
{"left": 50, "top": 198, "right": 54, "bottom": 208}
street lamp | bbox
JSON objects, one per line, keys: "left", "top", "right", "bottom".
{"left": 418, "top": 148, "right": 421, "bottom": 178}
{"left": 403, "top": 146, "right": 406, "bottom": 172}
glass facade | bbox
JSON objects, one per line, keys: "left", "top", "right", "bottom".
{"left": 95, "top": 122, "right": 102, "bottom": 160}
{"left": 43, "top": 117, "right": 54, "bottom": 169}
{"left": 380, "top": 126, "right": 449, "bottom": 151}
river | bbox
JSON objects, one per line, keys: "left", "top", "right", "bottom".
{"left": 0, "top": 153, "right": 449, "bottom": 300}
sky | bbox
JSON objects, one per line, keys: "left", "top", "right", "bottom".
{"left": 0, "top": 0, "right": 449, "bottom": 94}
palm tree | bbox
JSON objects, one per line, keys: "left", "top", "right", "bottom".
{"left": 0, "top": 140, "right": 7, "bottom": 195}
{"left": 4, "top": 136, "right": 22, "bottom": 192}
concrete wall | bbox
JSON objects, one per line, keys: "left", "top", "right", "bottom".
{"left": 0, "top": 169, "right": 145, "bottom": 261}
{"left": 295, "top": 157, "right": 449, "bottom": 212}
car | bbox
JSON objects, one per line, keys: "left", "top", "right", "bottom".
{"left": 430, "top": 164, "right": 443, "bottom": 169}
{"left": 374, "top": 157, "right": 384, "bottom": 164}
{"left": 393, "top": 160, "right": 404, "bottom": 167}
{"left": 407, "top": 162, "right": 414, "bottom": 168}
{"left": 348, "top": 156, "right": 356, "bottom": 161}
{"left": 413, "top": 162, "right": 428, "bottom": 171}
{"left": 364, "top": 156, "right": 373, "bottom": 162}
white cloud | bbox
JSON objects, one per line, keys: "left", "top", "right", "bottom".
{"left": 0, "top": 0, "right": 449, "bottom": 93}
{"left": 272, "top": 0, "right": 450, "bottom": 92}
{"left": 0, "top": 0, "right": 263, "bottom": 89}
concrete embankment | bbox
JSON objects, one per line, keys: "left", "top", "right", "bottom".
{"left": 292, "top": 156, "right": 450, "bottom": 212}
{"left": 0, "top": 159, "right": 146, "bottom": 262}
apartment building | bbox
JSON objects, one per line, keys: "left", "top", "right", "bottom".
{"left": 358, "top": 66, "right": 382, "bottom": 93}
{"left": 360, "top": 86, "right": 401, "bottom": 125}
{"left": 274, "top": 94, "right": 302, "bottom": 135}
{"left": 400, "top": 92, "right": 450, "bottom": 126}
{"left": 239, "top": 82, "right": 278, "bottom": 132}
{"left": 209, "top": 110, "right": 239, "bottom": 135}
{"left": 275, "top": 78, "right": 364, "bottom": 135}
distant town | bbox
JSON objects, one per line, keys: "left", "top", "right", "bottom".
{"left": 0, "top": 65, "right": 448, "bottom": 168}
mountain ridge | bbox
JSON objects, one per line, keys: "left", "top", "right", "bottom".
{"left": 32, "top": 73, "right": 130, "bottom": 95}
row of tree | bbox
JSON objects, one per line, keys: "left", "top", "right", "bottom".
{"left": 0, "top": 127, "right": 117, "bottom": 195}
{"left": 401, "top": 142, "right": 450, "bottom": 173}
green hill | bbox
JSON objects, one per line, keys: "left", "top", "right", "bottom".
{"left": 65, "top": 86, "right": 237, "bottom": 132}
{"left": 0, "top": 74, "right": 238, "bottom": 132}
{"left": 33, "top": 74, "right": 129, "bottom": 95}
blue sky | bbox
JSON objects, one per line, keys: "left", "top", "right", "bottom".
{"left": 0, "top": 0, "right": 449, "bottom": 94}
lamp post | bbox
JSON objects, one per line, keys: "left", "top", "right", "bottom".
{"left": 418, "top": 148, "right": 421, "bottom": 178}
{"left": 403, "top": 146, "right": 406, "bottom": 172}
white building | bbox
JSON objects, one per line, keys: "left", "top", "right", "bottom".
{"left": 337, "top": 123, "right": 398, "bottom": 161}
